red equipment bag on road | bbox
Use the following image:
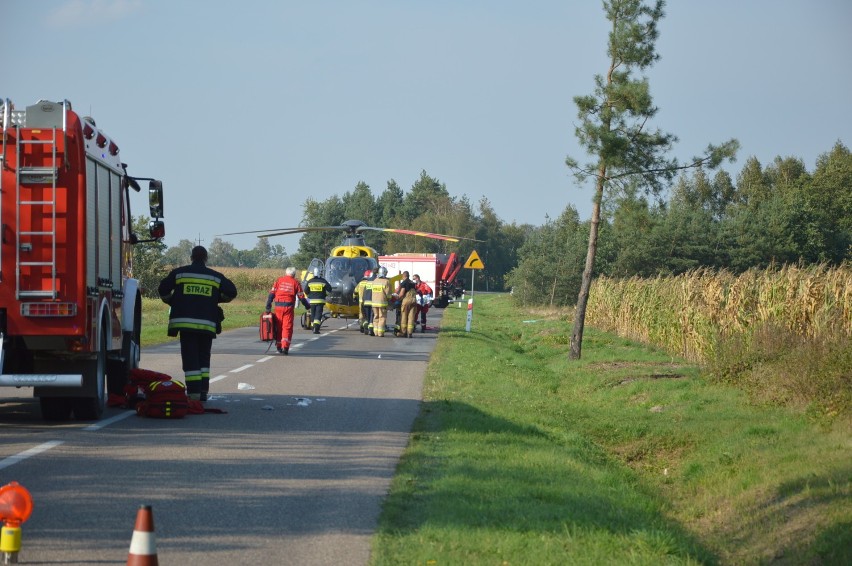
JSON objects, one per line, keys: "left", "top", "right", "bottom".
{"left": 260, "top": 312, "right": 276, "bottom": 342}
{"left": 121, "top": 368, "right": 173, "bottom": 409}
{"left": 136, "top": 379, "right": 189, "bottom": 419}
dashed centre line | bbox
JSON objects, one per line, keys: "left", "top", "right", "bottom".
{"left": 0, "top": 440, "right": 64, "bottom": 470}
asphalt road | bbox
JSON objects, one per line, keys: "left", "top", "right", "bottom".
{"left": 0, "top": 309, "right": 443, "bottom": 565}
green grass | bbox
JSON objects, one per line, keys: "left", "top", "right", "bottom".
{"left": 370, "top": 295, "right": 852, "bottom": 565}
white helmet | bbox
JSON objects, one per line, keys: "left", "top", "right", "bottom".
{"left": 313, "top": 266, "right": 322, "bottom": 277}
{"left": 377, "top": 266, "right": 387, "bottom": 278}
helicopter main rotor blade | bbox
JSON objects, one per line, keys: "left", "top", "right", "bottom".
{"left": 377, "top": 228, "right": 459, "bottom": 242}
{"left": 363, "top": 226, "right": 484, "bottom": 242}
{"left": 217, "top": 226, "right": 346, "bottom": 237}
{"left": 218, "top": 219, "right": 483, "bottom": 242}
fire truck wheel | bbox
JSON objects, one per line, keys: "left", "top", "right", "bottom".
{"left": 39, "top": 397, "right": 74, "bottom": 421}
{"left": 73, "top": 329, "right": 108, "bottom": 421}
{"left": 108, "top": 316, "right": 141, "bottom": 395}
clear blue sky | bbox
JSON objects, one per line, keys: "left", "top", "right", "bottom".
{"left": 5, "top": 0, "right": 850, "bottom": 256}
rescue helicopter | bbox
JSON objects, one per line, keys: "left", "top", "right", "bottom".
{"left": 220, "top": 219, "right": 479, "bottom": 324}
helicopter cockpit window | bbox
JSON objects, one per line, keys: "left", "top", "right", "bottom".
{"left": 351, "top": 257, "right": 375, "bottom": 278}
{"left": 327, "top": 258, "right": 349, "bottom": 280}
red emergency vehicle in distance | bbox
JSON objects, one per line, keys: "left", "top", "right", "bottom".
{"left": 0, "top": 98, "right": 165, "bottom": 420}
{"left": 378, "top": 252, "right": 465, "bottom": 308}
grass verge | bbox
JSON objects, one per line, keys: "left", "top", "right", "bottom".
{"left": 370, "top": 294, "right": 851, "bottom": 565}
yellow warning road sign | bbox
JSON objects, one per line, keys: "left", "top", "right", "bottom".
{"left": 464, "top": 250, "right": 484, "bottom": 270}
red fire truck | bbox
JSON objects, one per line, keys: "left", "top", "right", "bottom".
{"left": 0, "top": 98, "right": 165, "bottom": 420}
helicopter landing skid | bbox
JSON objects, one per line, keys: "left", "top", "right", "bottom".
{"left": 301, "top": 311, "right": 335, "bottom": 331}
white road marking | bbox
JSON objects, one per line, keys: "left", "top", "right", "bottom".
{"left": 0, "top": 440, "right": 63, "bottom": 470}
{"left": 83, "top": 410, "right": 136, "bottom": 431}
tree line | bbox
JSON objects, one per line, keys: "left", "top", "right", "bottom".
{"left": 509, "top": 141, "right": 851, "bottom": 306}
{"left": 133, "top": 141, "right": 848, "bottom": 303}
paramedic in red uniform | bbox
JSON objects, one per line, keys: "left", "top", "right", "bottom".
{"left": 158, "top": 246, "right": 238, "bottom": 402}
{"left": 265, "top": 266, "right": 309, "bottom": 355}
{"left": 413, "top": 274, "right": 433, "bottom": 332}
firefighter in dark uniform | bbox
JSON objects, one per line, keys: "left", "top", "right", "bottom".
{"left": 305, "top": 266, "right": 332, "bottom": 334}
{"left": 158, "top": 246, "right": 237, "bottom": 402}
{"left": 357, "top": 269, "right": 376, "bottom": 334}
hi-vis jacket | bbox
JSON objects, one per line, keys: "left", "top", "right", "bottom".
{"left": 368, "top": 277, "right": 391, "bottom": 308}
{"left": 305, "top": 276, "right": 332, "bottom": 305}
{"left": 158, "top": 261, "right": 238, "bottom": 337}
{"left": 356, "top": 276, "right": 375, "bottom": 305}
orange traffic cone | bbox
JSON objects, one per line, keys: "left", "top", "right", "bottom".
{"left": 127, "top": 505, "right": 159, "bottom": 566}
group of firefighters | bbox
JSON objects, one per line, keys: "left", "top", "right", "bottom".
{"left": 355, "top": 268, "right": 433, "bottom": 338}
{"left": 264, "top": 265, "right": 435, "bottom": 355}
{"left": 158, "top": 247, "right": 438, "bottom": 403}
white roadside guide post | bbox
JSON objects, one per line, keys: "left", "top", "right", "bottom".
{"left": 463, "top": 251, "right": 484, "bottom": 333}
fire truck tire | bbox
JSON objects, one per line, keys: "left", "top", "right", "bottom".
{"left": 108, "top": 306, "right": 141, "bottom": 395}
{"left": 434, "top": 296, "right": 449, "bottom": 308}
{"left": 39, "top": 397, "right": 74, "bottom": 421}
{"left": 72, "top": 329, "right": 108, "bottom": 421}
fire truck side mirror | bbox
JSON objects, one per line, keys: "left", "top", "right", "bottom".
{"left": 148, "top": 219, "right": 165, "bottom": 240}
{"left": 148, "top": 180, "right": 164, "bottom": 219}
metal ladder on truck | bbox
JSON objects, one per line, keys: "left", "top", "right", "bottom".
{"left": 0, "top": 101, "right": 82, "bottom": 389}
{"left": 14, "top": 101, "right": 66, "bottom": 300}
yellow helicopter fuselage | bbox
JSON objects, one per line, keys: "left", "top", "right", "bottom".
{"left": 303, "top": 244, "right": 380, "bottom": 319}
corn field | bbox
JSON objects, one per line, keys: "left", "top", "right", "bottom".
{"left": 586, "top": 264, "right": 852, "bottom": 363}
{"left": 218, "top": 267, "right": 283, "bottom": 297}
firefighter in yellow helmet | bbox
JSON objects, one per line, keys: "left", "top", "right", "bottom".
{"left": 369, "top": 266, "right": 392, "bottom": 337}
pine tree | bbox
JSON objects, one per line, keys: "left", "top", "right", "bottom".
{"left": 565, "top": 0, "right": 738, "bottom": 359}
